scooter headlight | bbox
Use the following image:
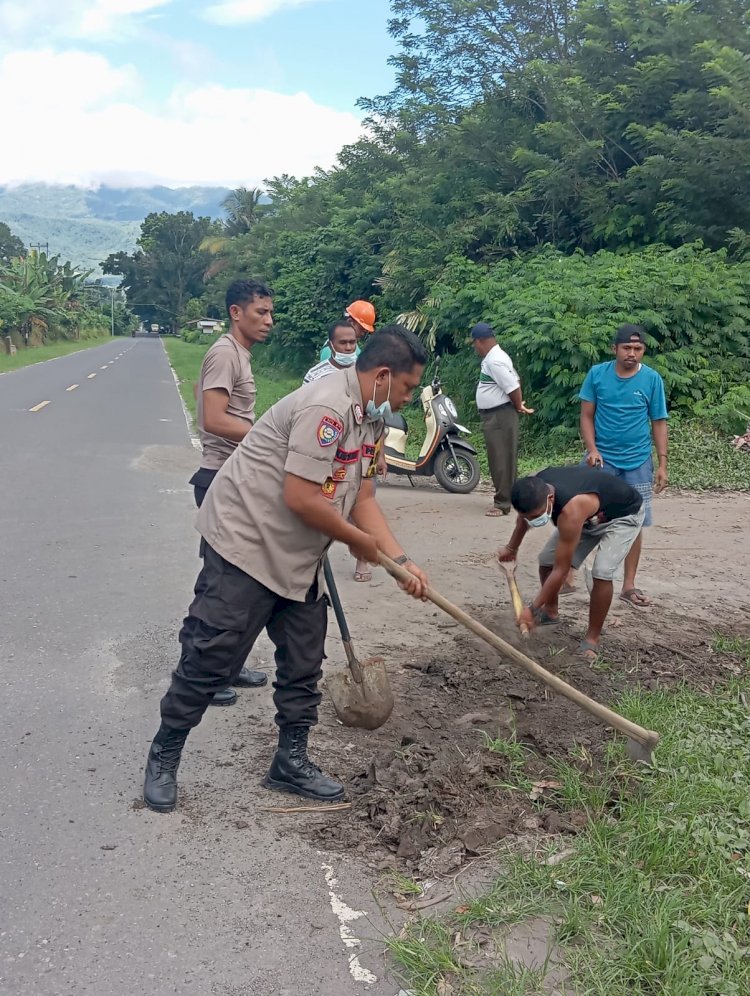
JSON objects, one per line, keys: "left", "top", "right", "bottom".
{"left": 444, "top": 397, "right": 457, "bottom": 419}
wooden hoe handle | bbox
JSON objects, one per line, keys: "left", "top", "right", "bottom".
{"left": 379, "top": 553, "right": 660, "bottom": 751}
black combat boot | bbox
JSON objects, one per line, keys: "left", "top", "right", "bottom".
{"left": 143, "top": 727, "right": 189, "bottom": 813}
{"left": 208, "top": 686, "right": 237, "bottom": 706}
{"left": 263, "top": 725, "right": 344, "bottom": 802}
{"left": 234, "top": 667, "right": 268, "bottom": 688}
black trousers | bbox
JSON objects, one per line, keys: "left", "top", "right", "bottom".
{"left": 160, "top": 544, "right": 327, "bottom": 732}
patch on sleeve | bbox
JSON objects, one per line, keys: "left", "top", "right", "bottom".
{"left": 362, "top": 443, "right": 376, "bottom": 459}
{"left": 321, "top": 477, "right": 337, "bottom": 499}
{"left": 317, "top": 415, "right": 344, "bottom": 447}
{"left": 332, "top": 467, "right": 348, "bottom": 481}
{"left": 334, "top": 446, "right": 359, "bottom": 463}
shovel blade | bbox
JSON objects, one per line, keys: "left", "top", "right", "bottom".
{"left": 326, "top": 655, "right": 394, "bottom": 730}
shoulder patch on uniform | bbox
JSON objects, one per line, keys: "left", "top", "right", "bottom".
{"left": 335, "top": 446, "right": 359, "bottom": 464}
{"left": 362, "top": 443, "right": 376, "bottom": 459}
{"left": 317, "top": 415, "right": 343, "bottom": 447}
{"left": 353, "top": 402, "right": 363, "bottom": 424}
{"left": 321, "top": 477, "right": 337, "bottom": 499}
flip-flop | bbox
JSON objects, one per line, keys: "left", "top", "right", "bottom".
{"left": 577, "top": 640, "right": 599, "bottom": 661}
{"left": 485, "top": 507, "right": 509, "bottom": 517}
{"left": 538, "top": 610, "right": 560, "bottom": 626}
{"left": 620, "top": 588, "right": 651, "bottom": 608}
{"left": 354, "top": 571, "right": 372, "bottom": 583}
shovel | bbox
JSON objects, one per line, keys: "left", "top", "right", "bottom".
{"left": 323, "top": 556, "right": 394, "bottom": 730}
{"left": 379, "top": 554, "right": 659, "bottom": 764}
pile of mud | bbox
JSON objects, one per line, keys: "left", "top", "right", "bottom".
{"left": 305, "top": 606, "right": 747, "bottom": 872}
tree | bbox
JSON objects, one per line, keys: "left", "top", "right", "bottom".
{"left": 0, "top": 252, "right": 91, "bottom": 343}
{"left": 0, "top": 221, "right": 25, "bottom": 263}
{"left": 103, "top": 211, "right": 219, "bottom": 331}
{"left": 221, "top": 186, "right": 268, "bottom": 235}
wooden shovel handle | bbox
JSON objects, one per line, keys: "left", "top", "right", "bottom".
{"left": 499, "top": 562, "right": 529, "bottom": 637}
{"left": 378, "top": 553, "right": 659, "bottom": 750}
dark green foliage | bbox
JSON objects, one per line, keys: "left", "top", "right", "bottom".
{"left": 421, "top": 244, "right": 750, "bottom": 437}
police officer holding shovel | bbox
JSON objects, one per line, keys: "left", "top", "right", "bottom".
{"left": 143, "top": 325, "right": 430, "bottom": 812}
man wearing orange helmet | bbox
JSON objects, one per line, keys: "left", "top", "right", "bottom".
{"left": 320, "top": 300, "right": 376, "bottom": 361}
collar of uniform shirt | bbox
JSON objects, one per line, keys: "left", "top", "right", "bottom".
{"left": 343, "top": 363, "right": 369, "bottom": 422}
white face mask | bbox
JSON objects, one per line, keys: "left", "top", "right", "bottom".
{"left": 526, "top": 494, "right": 553, "bottom": 528}
{"left": 366, "top": 372, "right": 392, "bottom": 421}
{"left": 331, "top": 346, "right": 356, "bottom": 366}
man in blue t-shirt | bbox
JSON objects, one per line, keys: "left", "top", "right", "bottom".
{"left": 578, "top": 324, "right": 669, "bottom": 608}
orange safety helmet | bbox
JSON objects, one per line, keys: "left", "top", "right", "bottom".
{"left": 345, "top": 300, "right": 376, "bottom": 333}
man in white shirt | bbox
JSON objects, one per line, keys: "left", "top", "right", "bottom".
{"left": 472, "top": 322, "right": 534, "bottom": 516}
{"left": 304, "top": 321, "right": 358, "bottom": 383}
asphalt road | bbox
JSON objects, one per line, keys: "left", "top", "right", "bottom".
{"left": 0, "top": 339, "right": 398, "bottom": 996}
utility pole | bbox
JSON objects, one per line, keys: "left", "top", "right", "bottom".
{"left": 110, "top": 287, "right": 115, "bottom": 337}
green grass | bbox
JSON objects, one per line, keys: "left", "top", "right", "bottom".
{"left": 388, "top": 675, "right": 750, "bottom": 995}
{"left": 0, "top": 334, "right": 114, "bottom": 373}
{"left": 162, "top": 337, "right": 301, "bottom": 425}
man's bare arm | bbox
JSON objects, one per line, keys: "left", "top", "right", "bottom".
{"left": 580, "top": 401, "right": 601, "bottom": 465}
{"left": 652, "top": 419, "right": 669, "bottom": 493}
{"left": 202, "top": 388, "right": 252, "bottom": 442}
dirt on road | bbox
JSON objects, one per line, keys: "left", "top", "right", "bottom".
{"left": 185, "top": 480, "right": 750, "bottom": 880}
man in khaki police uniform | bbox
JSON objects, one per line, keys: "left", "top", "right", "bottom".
{"left": 144, "top": 325, "right": 430, "bottom": 812}
{"left": 188, "top": 278, "right": 273, "bottom": 703}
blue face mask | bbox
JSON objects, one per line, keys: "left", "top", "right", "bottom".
{"left": 331, "top": 347, "right": 356, "bottom": 367}
{"left": 366, "top": 372, "right": 392, "bottom": 421}
{"left": 526, "top": 495, "right": 553, "bottom": 528}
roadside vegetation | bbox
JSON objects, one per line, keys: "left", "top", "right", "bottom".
{"left": 388, "top": 639, "right": 750, "bottom": 995}
{"left": 165, "top": 338, "right": 750, "bottom": 490}
{"left": 0, "top": 229, "right": 131, "bottom": 363}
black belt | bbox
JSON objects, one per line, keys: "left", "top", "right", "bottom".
{"left": 479, "top": 402, "right": 514, "bottom": 414}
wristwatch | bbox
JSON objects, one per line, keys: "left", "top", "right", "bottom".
{"left": 393, "top": 554, "right": 409, "bottom": 565}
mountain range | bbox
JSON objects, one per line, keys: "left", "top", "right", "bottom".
{"left": 0, "top": 183, "right": 231, "bottom": 272}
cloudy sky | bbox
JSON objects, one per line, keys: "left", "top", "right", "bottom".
{"left": 0, "top": 0, "right": 395, "bottom": 188}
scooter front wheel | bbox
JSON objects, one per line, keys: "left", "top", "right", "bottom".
{"left": 433, "top": 448, "right": 481, "bottom": 494}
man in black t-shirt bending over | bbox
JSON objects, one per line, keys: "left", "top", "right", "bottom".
{"left": 498, "top": 466, "right": 644, "bottom": 660}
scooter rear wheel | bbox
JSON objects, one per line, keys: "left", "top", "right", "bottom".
{"left": 433, "top": 449, "right": 480, "bottom": 493}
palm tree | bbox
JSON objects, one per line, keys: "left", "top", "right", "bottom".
{"left": 221, "top": 186, "right": 266, "bottom": 235}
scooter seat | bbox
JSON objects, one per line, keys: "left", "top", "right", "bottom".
{"left": 384, "top": 412, "right": 408, "bottom": 432}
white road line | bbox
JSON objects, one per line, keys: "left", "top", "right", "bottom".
{"left": 100, "top": 365, "right": 108, "bottom": 369}
{"left": 321, "top": 864, "right": 377, "bottom": 985}
{"left": 29, "top": 400, "right": 51, "bottom": 412}
{"left": 162, "top": 339, "right": 201, "bottom": 450}
{"left": 87, "top": 373, "right": 96, "bottom": 379}
{"left": 66, "top": 384, "right": 78, "bottom": 392}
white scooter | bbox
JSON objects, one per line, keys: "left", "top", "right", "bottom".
{"left": 383, "top": 359, "right": 480, "bottom": 493}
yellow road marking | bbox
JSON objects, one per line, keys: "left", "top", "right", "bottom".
{"left": 66, "top": 384, "right": 78, "bottom": 391}
{"left": 29, "top": 400, "right": 51, "bottom": 412}
{"left": 87, "top": 373, "right": 96, "bottom": 379}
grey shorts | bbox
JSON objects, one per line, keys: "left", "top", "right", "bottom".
{"left": 538, "top": 506, "right": 646, "bottom": 581}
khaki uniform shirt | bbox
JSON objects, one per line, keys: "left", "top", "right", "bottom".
{"left": 197, "top": 334, "right": 255, "bottom": 470}
{"left": 197, "top": 366, "right": 383, "bottom": 601}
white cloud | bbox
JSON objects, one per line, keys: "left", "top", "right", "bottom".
{"left": 0, "top": 48, "right": 363, "bottom": 188}
{"left": 204, "top": 0, "right": 327, "bottom": 26}
{"left": 0, "top": 0, "right": 171, "bottom": 43}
